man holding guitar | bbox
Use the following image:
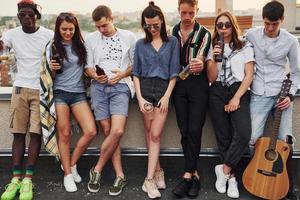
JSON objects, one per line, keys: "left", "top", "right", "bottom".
{"left": 245, "top": 1, "right": 300, "bottom": 199}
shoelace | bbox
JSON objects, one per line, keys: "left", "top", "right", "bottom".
{"left": 5, "top": 181, "right": 20, "bottom": 191}
{"left": 229, "top": 180, "right": 237, "bottom": 188}
{"left": 91, "top": 172, "right": 101, "bottom": 184}
{"left": 113, "top": 177, "right": 122, "bottom": 187}
{"left": 146, "top": 179, "right": 157, "bottom": 190}
{"left": 20, "top": 181, "right": 33, "bottom": 193}
{"left": 71, "top": 167, "right": 79, "bottom": 177}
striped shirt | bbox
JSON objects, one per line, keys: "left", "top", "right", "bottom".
{"left": 172, "top": 21, "right": 211, "bottom": 68}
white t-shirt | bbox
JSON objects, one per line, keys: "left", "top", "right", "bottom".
{"left": 207, "top": 42, "right": 255, "bottom": 82}
{"left": 2, "top": 26, "right": 53, "bottom": 89}
{"left": 100, "top": 32, "right": 123, "bottom": 79}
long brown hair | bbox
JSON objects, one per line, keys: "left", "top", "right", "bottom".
{"left": 53, "top": 12, "right": 87, "bottom": 66}
{"left": 212, "top": 11, "right": 243, "bottom": 51}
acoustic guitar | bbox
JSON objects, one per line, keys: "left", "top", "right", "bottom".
{"left": 242, "top": 79, "right": 292, "bottom": 200}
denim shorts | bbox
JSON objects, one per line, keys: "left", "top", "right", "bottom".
{"left": 91, "top": 82, "right": 130, "bottom": 121}
{"left": 54, "top": 90, "right": 87, "bottom": 107}
{"left": 249, "top": 93, "right": 293, "bottom": 145}
{"left": 140, "top": 77, "right": 169, "bottom": 107}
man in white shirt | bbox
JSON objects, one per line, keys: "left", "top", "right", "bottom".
{"left": 246, "top": 1, "right": 300, "bottom": 200}
{"left": 0, "top": 1, "right": 53, "bottom": 200}
{"left": 84, "top": 5, "right": 136, "bottom": 196}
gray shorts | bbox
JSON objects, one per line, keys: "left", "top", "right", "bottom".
{"left": 91, "top": 82, "right": 130, "bottom": 121}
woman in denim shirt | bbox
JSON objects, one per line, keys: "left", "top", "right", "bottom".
{"left": 132, "top": 2, "right": 180, "bottom": 199}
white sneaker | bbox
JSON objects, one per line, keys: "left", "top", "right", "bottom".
{"left": 227, "top": 177, "right": 239, "bottom": 198}
{"left": 64, "top": 174, "right": 77, "bottom": 192}
{"left": 61, "top": 164, "right": 82, "bottom": 183}
{"left": 142, "top": 178, "right": 161, "bottom": 199}
{"left": 71, "top": 165, "right": 82, "bottom": 183}
{"left": 215, "top": 164, "right": 229, "bottom": 193}
{"left": 154, "top": 168, "right": 166, "bottom": 189}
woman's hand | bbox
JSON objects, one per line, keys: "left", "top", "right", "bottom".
{"left": 212, "top": 45, "right": 222, "bottom": 61}
{"left": 157, "top": 96, "right": 169, "bottom": 113}
{"left": 225, "top": 96, "right": 240, "bottom": 113}
{"left": 50, "top": 60, "right": 61, "bottom": 72}
{"left": 138, "top": 97, "right": 153, "bottom": 114}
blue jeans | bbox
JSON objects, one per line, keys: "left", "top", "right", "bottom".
{"left": 250, "top": 93, "right": 293, "bottom": 146}
{"left": 54, "top": 90, "right": 87, "bottom": 107}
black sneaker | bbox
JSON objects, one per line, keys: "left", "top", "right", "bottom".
{"left": 285, "top": 191, "right": 299, "bottom": 200}
{"left": 187, "top": 176, "right": 200, "bottom": 198}
{"left": 172, "top": 178, "right": 192, "bottom": 197}
{"left": 87, "top": 167, "right": 101, "bottom": 193}
{"left": 108, "top": 176, "right": 128, "bottom": 196}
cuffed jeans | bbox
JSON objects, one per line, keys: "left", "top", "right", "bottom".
{"left": 209, "top": 82, "right": 251, "bottom": 170}
{"left": 173, "top": 74, "right": 209, "bottom": 173}
{"left": 249, "top": 93, "right": 293, "bottom": 146}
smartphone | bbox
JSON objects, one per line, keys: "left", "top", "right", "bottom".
{"left": 95, "top": 65, "right": 105, "bottom": 76}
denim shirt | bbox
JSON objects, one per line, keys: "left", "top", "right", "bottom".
{"left": 132, "top": 36, "right": 180, "bottom": 80}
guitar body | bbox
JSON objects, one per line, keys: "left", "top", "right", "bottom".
{"left": 243, "top": 137, "right": 290, "bottom": 200}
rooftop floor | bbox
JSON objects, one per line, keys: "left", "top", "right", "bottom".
{"left": 0, "top": 156, "right": 299, "bottom": 200}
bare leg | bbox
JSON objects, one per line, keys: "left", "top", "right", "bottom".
{"left": 94, "top": 115, "right": 127, "bottom": 173}
{"left": 12, "top": 133, "right": 26, "bottom": 167}
{"left": 143, "top": 112, "right": 161, "bottom": 172}
{"left": 56, "top": 105, "right": 72, "bottom": 176}
{"left": 70, "top": 102, "right": 97, "bottom": 166}
{"left": 146, "top": 108, "right": 168, "bottom": 179}
{"left": 100, "top": 119, "right": 124, "bottom": 178}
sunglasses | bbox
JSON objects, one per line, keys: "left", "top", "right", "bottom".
{"left": 216, "top": 22, "right": 232, "bottom": 29}
{"left": 144, "top": 24, "right": 160, "bottom": 31}
{"left": 18, "top": 12, "right": 35, "bottom": 18}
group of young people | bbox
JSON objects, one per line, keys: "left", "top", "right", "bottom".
{"left": 0, "top": 0, "right": 299, "bottom": 200}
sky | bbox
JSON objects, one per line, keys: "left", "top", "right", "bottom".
{"left": 1, "top": 0, "right": 268, "bottom": 16}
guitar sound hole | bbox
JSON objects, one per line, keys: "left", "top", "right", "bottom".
{"left": 265, "top": 149, "right": 277, "bottom": 161}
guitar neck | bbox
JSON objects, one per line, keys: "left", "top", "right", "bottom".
{"left": 269, "top": 103, "right": 283, "bottom": 150}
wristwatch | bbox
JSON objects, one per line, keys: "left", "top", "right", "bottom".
{"left": 287, "top": 93, "right": 294, "bottom": 102}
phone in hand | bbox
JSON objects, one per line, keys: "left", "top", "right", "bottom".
{"left": 95, "top": 65, "right": 105, "bottom": 76}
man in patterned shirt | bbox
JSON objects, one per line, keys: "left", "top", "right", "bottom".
{"left": 84, "top": 5, "right": 136, "bottom": 196}
{"left": 171, "top": 0, "right": 212, "bottom": 198}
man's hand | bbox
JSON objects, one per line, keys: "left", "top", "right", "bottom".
{"left": 277, "top": 96, "right": 291, "bottom": 110}
{"left": 108, "top": 68, "right": 124, "bottom": 85}
{"left": 94, "top": 73, "right": 108, "bottom": 84}
{"left": 189, "top": 57, "right": 204, "bottom": 73}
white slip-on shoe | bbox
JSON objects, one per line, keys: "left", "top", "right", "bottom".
{"left": 71, "top": 165, "right": 82, "bottom": 183}
{"left": 64, "top": 174, "right": 77, "bottom": 192}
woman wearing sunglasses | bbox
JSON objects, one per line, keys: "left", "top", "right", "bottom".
{"left": 206, "top": 11, "right": 254, "bottom": 199}
{"left": 132, "top": 2, "right": 180, "bottom": 199}
{"left": 45, "top": 12, "right": 97, "bottom": 192}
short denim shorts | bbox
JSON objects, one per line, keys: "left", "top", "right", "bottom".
{"left": 140, "top": 77, "right": 169, "bottom": 107}
{"left": 91, "top": 82, "right": 130, "bottom": 121}
{"left": 54, "top": 89, "right": 87, "bottom": 107}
